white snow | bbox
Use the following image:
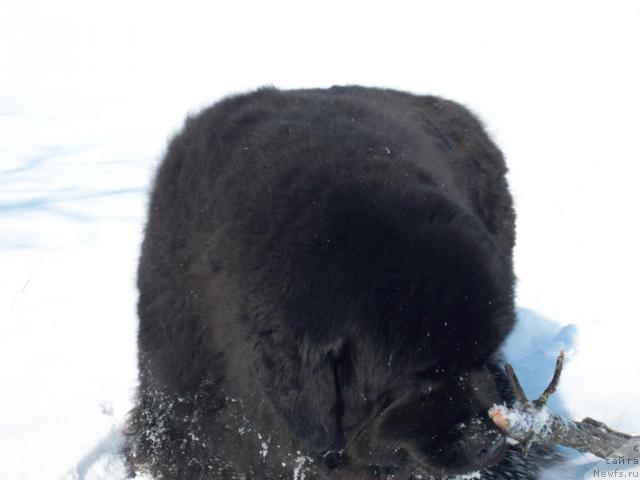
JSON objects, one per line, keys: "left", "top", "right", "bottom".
{"left": 1, "top": 1, "right": 639, "bottom": 479}
{"left": 292, "top": 455, "right": 311, "bottom": 480}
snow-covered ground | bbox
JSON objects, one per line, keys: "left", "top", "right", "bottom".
{"left": 1, "top": 1, "right": 639, "bottom": 479}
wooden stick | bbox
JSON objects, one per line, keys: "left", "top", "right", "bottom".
{"left": 489, "top": 351, "right": 639, "bottom": 459}
{"left": 504, "top": 363, "right": 528, "bottom": 403}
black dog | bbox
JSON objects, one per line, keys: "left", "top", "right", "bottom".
{"left": 126, "top": 86, "right": 552, "bottom": 479}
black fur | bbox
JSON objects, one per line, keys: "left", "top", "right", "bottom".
{"left": 126, "top": 86, "right": 553, "bottom": 479}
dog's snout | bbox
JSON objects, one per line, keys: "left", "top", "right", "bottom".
{"left": 475, "top": 434, "right": 507, "bottom": 467}
{"left": 460, "top": 424, "right": 507, "bottom": 470}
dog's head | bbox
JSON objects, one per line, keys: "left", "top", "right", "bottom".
{"left": 250, "top": 187, "right": 515, "bottom": 478}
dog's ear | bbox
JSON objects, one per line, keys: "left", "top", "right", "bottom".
{"left": 253, "top": 335, "right": 339, "bottom": 452}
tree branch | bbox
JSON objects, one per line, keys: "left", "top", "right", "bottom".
{"left": 489, "top": 351, "right": 638, "bottom": 459}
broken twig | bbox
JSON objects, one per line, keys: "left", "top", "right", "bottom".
{"left": 488, "top": 350, "right": 639, "bottom": 459}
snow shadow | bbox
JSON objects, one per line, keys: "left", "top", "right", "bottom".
{"left": 59, "top": 426, "right": 131, "bottom": 480}
{"left": 504, "top": 308, "right": 578, "bottom": 417}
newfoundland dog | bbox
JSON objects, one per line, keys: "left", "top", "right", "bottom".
{"left": 126, "top": 86, "right": 552, "bottom": 479}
